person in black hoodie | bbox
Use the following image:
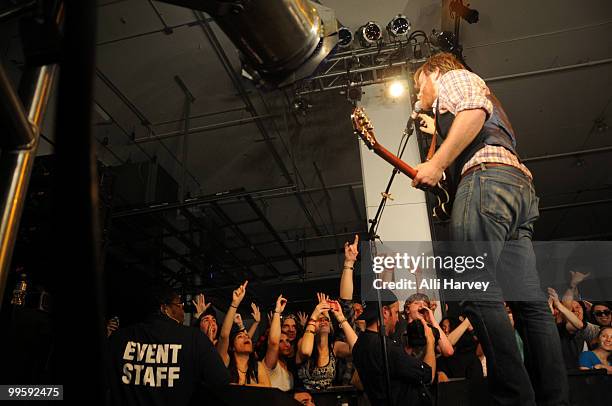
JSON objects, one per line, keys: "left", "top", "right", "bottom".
{"left": 106, "top": 283, "right": 229, "bottom": 406}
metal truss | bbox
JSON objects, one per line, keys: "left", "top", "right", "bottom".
{"left": 294, "top": 37, "right": 433, "bottom": 96}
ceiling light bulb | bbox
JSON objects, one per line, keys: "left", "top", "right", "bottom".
{"left": 389, "top": 81, "right": 405, "bottom": 98}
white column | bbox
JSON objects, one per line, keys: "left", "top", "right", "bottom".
{"left": 357, "top": 83, "right": 439, "bottom": 309}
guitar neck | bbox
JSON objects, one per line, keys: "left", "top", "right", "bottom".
{"left": 371, "top": 142, "right": 417, "bottom": 179}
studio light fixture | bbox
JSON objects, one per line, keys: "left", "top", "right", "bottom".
{"left": 387, "top": 14, "right": 411, "bottom": 37}
{"left": 356, "top": 21, "right": 382, "bottom": 47}
{"left": 338, "top": 26, "right": 353, "bottom": 48}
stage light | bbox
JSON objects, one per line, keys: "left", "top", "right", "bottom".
{"left": 338, "top": 26, "right": 353, "bottom": 48}
{"left": 346, "top": 83, "right": 363, "bottom": 102}
{"left": 450, "top": 0, "right": 479, "bottom": 24}
{"left": 388, "top": 81, "right": 405, "bottom": 98}
{"left": 292, "top": 97, "right": 312, "bottom": 116}
{"left": 429, "top": 30, "right": 457, "bottom": 52}
{"left": 387, "top": 14, "right": 411, "bottom": 37}
{"left": 356, "top": 21, "right": 382, "bottom": 47}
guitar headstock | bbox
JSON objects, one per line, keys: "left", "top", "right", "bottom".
{"left": 351, "top": 106, "right": 377, "bottom": 149}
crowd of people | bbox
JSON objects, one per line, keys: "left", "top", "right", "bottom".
{"left": 105, "top": 235, "right": 611, "bottom": 405}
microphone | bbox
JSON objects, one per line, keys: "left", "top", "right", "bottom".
{"left": 405, "top": 101, "right": 423, "bottom": 131}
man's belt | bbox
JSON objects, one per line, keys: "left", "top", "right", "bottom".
{"left": 461, "top": 162, "right": 516, "bottom": 179}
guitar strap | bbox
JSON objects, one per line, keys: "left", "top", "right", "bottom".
{"left": 426, "top": 121, "right": 437, "bottom": 161}
{"left": 425, "top": 101, "right": 443, "bottom": 161}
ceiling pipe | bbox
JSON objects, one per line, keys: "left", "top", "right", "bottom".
{"left": 485, "top": 58, "right": 612, "bottom": 83}
{"left": 134, "top": 114, "right": 277, "bottom": 143}
{"left": 539, "top": 198, "right": 612, "bottom": 212}
{"left": 522, "top": 145, "right": 612, "bottom": 163}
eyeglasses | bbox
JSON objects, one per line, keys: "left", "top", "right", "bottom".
{"left": 594, "top": 310, "right": 611, "bottom": 317}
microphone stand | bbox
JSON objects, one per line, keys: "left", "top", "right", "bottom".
{"left": 367, "top": 118, "right": 416, "bottom": 406}
{"left": 366, "top": 123, "right": 415, "bottom": 241}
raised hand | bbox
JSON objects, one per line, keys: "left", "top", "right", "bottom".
{"left": 317, "top": 292, "right": 330, "bottom": 305}
{"left": 422, "top": 306, "right": 439, "bottom": 327}
{"left": 329, "top": 300, "right": 344, "bottom": 321}
{"left": 275, "top": 294, "right": 288, "bottom": 314}
{"left": 547, "top": 287, "right": 560, "bottom": 304}
{"left": 205, "top": 323, "right": 216, "bottom": 342}
{"left": 267, "top": 311, "right": 274, "bottom": 325}
{"left": 232, "top": 280, "right": 248, "bottom": 306}
{"left": 234, "top": 313, "right": 244, "bottom": 328}
{"left": 251, "top": 303, "right": 261, "bottom": 323}
{"left": 297, "top": 311, "right": 308, "bottom": 328}
{"left": 344, "top": 235, "right": 359, "bottom": 263}
{"left": 106, "top": 318, "right": 119, "bottom": 338}
{"left": 417, "top": 113, "right": 436, "bottom": 135}
{"left": 569, "top": 271, "right": 590, "bottom": 287}
{"left": 192, "top": 293, "right": 211, "bottom": 316}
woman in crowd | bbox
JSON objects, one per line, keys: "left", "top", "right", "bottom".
{"left": 437, "top": 316, "right": 483, "bottom": 382}
{"left": 549, "top": 287, "right": 600, "bottom": 370}
{"left": 264, "top": 294, "right": 295, "bottom": 391}
{"left": 217, "top": 281, "right": 271, "bottom": 386}
{"left": 192, "top": 293, "right": 219, "bottom": 344}
{"left": 578, "top": 326, "right": 612, "bottom": 374}
{"left": 297, "top": 293, "right": 357, "bottom": 390}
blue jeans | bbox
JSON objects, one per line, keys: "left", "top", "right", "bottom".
{"left": 450, "top": 164, "right": 569, "bottom": 406}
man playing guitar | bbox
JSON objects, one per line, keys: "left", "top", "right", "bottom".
{"left": 411, "top": 52, "right": 568, "bottom": 406}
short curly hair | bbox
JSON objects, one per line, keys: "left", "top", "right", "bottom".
{"left": 404, "top": 293, "right": 431, "bottom": 308}
{"left": 414, "top": 52, "right": 466, "bottom": 84}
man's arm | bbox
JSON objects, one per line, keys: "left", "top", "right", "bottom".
{"left": 264, "top": 295, "right": 287, "bottom": 370}
{"left": 421, "top": 319, "right": 436, "bottom": 383}
{"left": 423, "top": 306, "right": 454, "bottom": 357}
{"left": 217, "top": 281, "right": 248, "bottom": 366}
{"left": 548, "top": 287, "right": 583, "bottom": 331}
{"left": 340, "top": 235, "right": 358, "bottom": 300}
{"left": 447, "top": 317, "right": 471, "bottom": 346}
{"left": 413, "top": 109, "right": 486, "bottom": 188}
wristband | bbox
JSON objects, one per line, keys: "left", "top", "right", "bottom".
{"left": 230, "top": 304, "right": 238, "bottom": 309}
{"left": 304, "top": 329, "right": 315, "bottom": 335}
{"left": 343, "top": 266, "right": 354, "bottom": 270}
{"left": 274, "top": 311, "right": 281, "bottom": 314}
{"left": 338, "top": 319, "right": 347, "bottom": 325}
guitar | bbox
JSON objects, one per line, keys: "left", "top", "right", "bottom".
{"left": 351, "top": 106, "right": 452, "bottom": 221}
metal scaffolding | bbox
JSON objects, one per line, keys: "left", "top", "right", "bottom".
{"left": 294, "top": 38, "right": 432, "bottom": 96}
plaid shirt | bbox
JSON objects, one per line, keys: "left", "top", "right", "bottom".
{"left": 435, "top": 69, "right": 532, "bottom": 179}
